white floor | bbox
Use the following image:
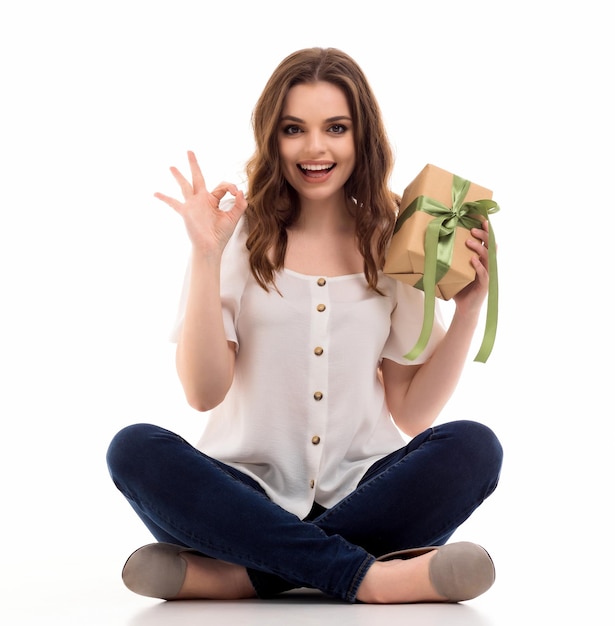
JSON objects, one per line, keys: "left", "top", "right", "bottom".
{"left": 4, "top": 537, "right": 609, "bottom": 626}
{"left": 8, "top": 585, "right": 500, "bottom": 626}
{"left": 3, "top": 575, "right": 505, "bottom": 626}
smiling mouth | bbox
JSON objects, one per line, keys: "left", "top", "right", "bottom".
{"left": 298, "top": 163, "right": 335, "bottom": 178}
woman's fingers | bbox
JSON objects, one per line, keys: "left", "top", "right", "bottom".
{"left": 209, "top": 181, "right": 239, "bottom": 202}
{"left": 187, "top": 150, "right": 207, "bottom": 194}
{"left": 470, "top": 221, "right": 489, "bottom": 245}
{"left": 154, "top": 191, "right": 183, "bottom": 213}
{"left": 154, "top": 153, "right": 246, "bottom": 227}
{"left": 225, "top": 189, "right": 248, "bottom": 222}
{"left": 469, "top": 221, "right": 492, "bottom": 261}
{"left": 162, "top": 152, "right": 208, "bottom": 201}
{"left": 170, "top": 165, "right": 196, "bottom": 201}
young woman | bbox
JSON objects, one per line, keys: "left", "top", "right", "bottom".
{"left": 106, "top": 47, "right": 503, "bottom": 604}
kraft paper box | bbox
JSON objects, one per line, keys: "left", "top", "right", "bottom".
{"left": 384, "top": 163, "right": 499, "bottom": 363}
{"left": 384, "top": 164, "right": 493, "bottom": 300}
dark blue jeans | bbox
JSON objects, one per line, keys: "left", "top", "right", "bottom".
{"left": 106, "top": 420, "right": 502, "bottom": 603}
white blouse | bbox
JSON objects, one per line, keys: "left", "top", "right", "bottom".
{"left": 171, "top": 216, "right": 446, "bottom": 519}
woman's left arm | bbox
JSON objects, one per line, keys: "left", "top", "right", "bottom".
{"left": 381, "top": 222, "right": 492, "bottom": 437}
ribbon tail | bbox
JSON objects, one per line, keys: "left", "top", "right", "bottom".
{"left": 473, "top": 223, "right": 498, "bottom": 362}
{"left": 404, "top": 218, "right": 441, "bottom": 360}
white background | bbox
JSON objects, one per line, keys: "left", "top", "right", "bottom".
{"left": 1, "top": 0, "right": 612, "bottom": 623}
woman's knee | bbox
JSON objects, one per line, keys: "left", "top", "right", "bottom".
{"left": 106, "top": 423, "right": 161, "bottom": 480}
{"left": 459, "top": 419, "right": 502, "bottom": 456}
{"left": 446, "top": 420, "right": 503, "bottom": 481}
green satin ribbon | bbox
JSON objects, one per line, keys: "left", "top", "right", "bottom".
{"left": 397, "top": 175, "right": 500, "bottom": 363}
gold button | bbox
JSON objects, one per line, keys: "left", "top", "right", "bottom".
{"left": 310, "top": 479, "right": 315, "bottom": 489}
{"left": 317, "top": 277, "right": 327, "bottom": 286}
{"left": 316, "top": 303, "right": 326, "bottom": 312}
{"left": 313, "top": 391, "right": 323, "bottom": 401}
{"left": 314, "top": 346, "right": 324, "bottom": 356}
{"left": 311, "top": 435, "right": 321, "bottom": 445}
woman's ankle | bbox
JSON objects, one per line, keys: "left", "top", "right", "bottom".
{"left": 356, "top": 552, "right": 445, "bottom": 604}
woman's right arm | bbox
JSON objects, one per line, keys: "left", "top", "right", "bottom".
{"left": 175, "top": 252, "right": 237, "bottom": 411}
{"left": 155, "top": 151, "right": 247, "bottom": 411}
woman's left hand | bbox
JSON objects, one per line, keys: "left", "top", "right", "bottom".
{"left": 452, "top": 220, "right": 492, "bottom": 317}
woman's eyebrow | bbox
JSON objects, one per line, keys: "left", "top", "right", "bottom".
{"left": 279, "top": 115, "right": 353, "bottom": 123}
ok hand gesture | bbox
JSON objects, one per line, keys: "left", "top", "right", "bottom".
{"left": 155, "top": 151, "right": 248, "bottom": 256}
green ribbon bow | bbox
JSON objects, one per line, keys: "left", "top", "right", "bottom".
{"left": 395, "top": 175, "right": 500, "bottom": 363}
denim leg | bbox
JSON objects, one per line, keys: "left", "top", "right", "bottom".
{"left": 106, "top": 423, "right": 373, "bottom": 602}
{"left": 249, "top": 420, "right": 502, "bottom": 594}
{"left": 315, "top": 419, "right": 503, "bottom": 556}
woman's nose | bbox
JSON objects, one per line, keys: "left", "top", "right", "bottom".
{"left": 306, "top": 131, "right": 326, "bottom": 154}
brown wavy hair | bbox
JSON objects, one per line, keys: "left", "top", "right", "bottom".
{"left": 245, "top": 47, "right": 399, "bottom": 292}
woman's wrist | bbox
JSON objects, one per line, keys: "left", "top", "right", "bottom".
{"left": 450, "top": 304, "right": 482, "bottom": 331}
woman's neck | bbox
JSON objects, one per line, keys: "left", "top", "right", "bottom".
{"left": 291, "top": 195, "right": 355, "bottom": 235}
{"left": 284, "top": 196, "right": 363, "bottom": 276}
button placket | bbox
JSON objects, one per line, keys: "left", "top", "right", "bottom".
{"left": 307, "top": 276, "right": 330, "bottom": 489}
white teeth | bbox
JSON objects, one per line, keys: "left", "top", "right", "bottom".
{"left": 300, "top": 164, "right": 333, "bottom": 171}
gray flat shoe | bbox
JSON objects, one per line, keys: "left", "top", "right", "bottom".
{"left": 122, "top": 542, "right": 200, "bottom": 599}
{"left": 376, "top": 541, "right": 495, "bottom": 602}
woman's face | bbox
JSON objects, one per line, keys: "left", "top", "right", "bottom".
{"left": 278, "top": 81, "right": 355, "bottom": 205}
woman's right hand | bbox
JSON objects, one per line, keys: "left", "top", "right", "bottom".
{"left": 154, "top": 151, "right": 248, "bottom": 256}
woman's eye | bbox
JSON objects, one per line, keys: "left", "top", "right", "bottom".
{"left": 329, "top": 124, "right": 347, "bottom": 134}
{"left": 282, "top": 125, "right": 302, "bottom": 135}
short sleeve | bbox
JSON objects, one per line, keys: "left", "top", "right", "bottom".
{"left": 381, "top": 279, "right": 447, "bottom": 365}
{"left": 169, "top": 214, "right": 250, "bottom": 347}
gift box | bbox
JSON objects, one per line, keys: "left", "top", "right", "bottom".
{"left": 384, "top": 164, "right": 500, "bottom": 362}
